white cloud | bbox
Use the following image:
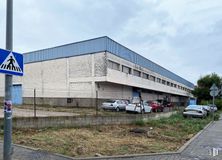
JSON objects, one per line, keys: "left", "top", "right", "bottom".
{"left": 0, "top": 0, "right": 221, "bottom": 84}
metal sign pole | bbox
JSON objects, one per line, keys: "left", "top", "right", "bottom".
{"left": 4, "top": 0, "right": 13, "bottom": 160}
{"left": 213, "top": 94, "right": 215, "bottom": 121}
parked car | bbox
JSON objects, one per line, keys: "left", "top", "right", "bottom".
{"left": 202, "top": 105, "right": 211, "bottom": 115}
{"left": 101, "top": 100, "right": 126, "bottom": 111}
{"left": 208, "top": 104, "right": 218, "bottom": 112}
{"left": 183, "top": 105, "right": 207, "bottom": 118}
{"left": 149, "top": 101, "right": 164, "bottom": 112}
{"left": 126, "top": 102, "right": 152, "bottom": 113}
{"left": 157, "top": 99, "right": 173, "bottom": 108}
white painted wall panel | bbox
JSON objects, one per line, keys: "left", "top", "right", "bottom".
{"left": 0, "top": 74, "right": 5, "bottom": 97}
{"left": 69, "top": 82, "right": 92, "bottom": 98}
{"left": 69, "top": 55, "right": 92, "bottom": 78}
{"left": 98, "top": 82, "right": 132, "bottom": 99}
{"left": 22, "top": 58, "right": 68, "bottom": 98}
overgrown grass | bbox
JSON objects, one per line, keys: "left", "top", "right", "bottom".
{"left": 133, "top": 119, "right": 146, "bottom": 126}
{"left": 132, "top": 112, "right": 214, "bottom": 143}
{"left": 148, "top": 113, "right": 211, "bottom": 129}
{"left": 145, "top": 113, "right": 212, "bottom": 140}
{"left": 0, "top": 112, "right": 218, "bottom": 158}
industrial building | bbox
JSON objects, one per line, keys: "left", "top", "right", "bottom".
{"left": 0, "top": 36, "right": 194, "bottom": 107}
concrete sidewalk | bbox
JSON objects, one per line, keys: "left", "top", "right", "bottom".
{"left": 0, "top": 116, "right": 222, "bottom": 160}
{"left": 181, "top": 118, "right": 222, "bottom": 160}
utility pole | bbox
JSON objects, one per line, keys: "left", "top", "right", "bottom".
{"left": 210, "top": 83, "right": 219, "bottom": 121}
{"left": 4, "top": 0, "right": 13, "bottom": 160}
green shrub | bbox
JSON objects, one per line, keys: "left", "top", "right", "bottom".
{"left": 215, "top": 99, "right": 222, "bottom": 110}
{"left": 200, "top": 99, "right": 222, "bottom": 110}
{"left": 200, "top": 100, "right": 210, "bottom": 105}
{"left": 134, "top": 119, "right": 146, "bottom": 126}
{"left": 213, "top": 113, "right": 220, "bottom": 121}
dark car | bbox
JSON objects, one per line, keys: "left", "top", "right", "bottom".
{"left": 157, "top": 99, "right": 173, "bottom": 108}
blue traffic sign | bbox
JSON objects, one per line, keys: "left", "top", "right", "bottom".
{"left": 0, "top": 48, "right": 23, "bottom": 76}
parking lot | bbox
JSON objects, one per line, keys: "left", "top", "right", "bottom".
{"left": 0, "top": 107, "right": 79, "bottom": 118}
{"left": 0, "top": 101, "right": 176, "bottom": 118}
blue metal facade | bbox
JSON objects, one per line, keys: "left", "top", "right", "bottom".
{"left": 12, "top": 84, "right": 23, "bottom": 105}
{"left": 24, "top": 36, "right": 194, "bottom": 88}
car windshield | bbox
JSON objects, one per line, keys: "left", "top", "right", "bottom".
{"left": 104, "top": 100, "right": 115, "bottom": 103}
{"left": 186, "top": 105, "right": 202, "bottom": 110}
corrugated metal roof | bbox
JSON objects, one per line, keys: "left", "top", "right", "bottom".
{"left": 24, "top": 36, "right": 194, "bottom": 88}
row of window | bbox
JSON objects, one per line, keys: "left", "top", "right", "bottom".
{"left": 108, "top": 60, "right": 191, "bottom": 93}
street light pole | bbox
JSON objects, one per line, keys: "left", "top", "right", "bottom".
{"left": 4, "top": 0, "right": 13, "bottom": 160}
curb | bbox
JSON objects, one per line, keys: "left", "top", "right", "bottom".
{"left": 177, "top": 121, "right": 214, "bottom": 153}
{"left": 65, "top": 152, "right": 180, "bottom": 160}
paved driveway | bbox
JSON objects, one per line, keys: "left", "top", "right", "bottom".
{"left": 0, "top": 108, "right": 79, "bottom": 118}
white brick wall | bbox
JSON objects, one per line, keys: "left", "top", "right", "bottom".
{"left": 6, "top": 51, "right": 192, "bottom": 102}
{"left": 97, "top": 82, "right": 132, "bottom": 99}
{"left": 0, "top": 74, "right": 5, "bottom": 97}
{"left": 69, "top": 55, "right": 92, "bottom": 78}
{"left": 21, "top": 58, "right": 68, "bottom": 98}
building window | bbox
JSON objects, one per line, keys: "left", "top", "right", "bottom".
{"left": 142, "top": 73, "right": 149, "bottom": 79}
{"left": 150, "top": 75, "right": 156, "bottom": 82}
{"left": 157, "top": 78, "right": 161, "bottom": 83}
{"left": 108, "top": 60, "right": 120, "bottom": 71}
{"left": 122, "top": 65, "right": 131, "bottom": 74}
{"left": 162, "top": 80, "right": 166, "bottom": 85}
{"left": 174, "top": 84, "right": 177, "bottom": 88}
{"left": 133, "top": 70, "right": 141, "bottom": 77}
{"left": 171, "top": 83, "right": 174, "bottom": 87}
{"left": 167, "top": 81, "right": 170, "bottom": 86}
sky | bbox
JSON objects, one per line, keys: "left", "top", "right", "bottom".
{"left": 0, "top": 0, "right": 222, "bottom": 85}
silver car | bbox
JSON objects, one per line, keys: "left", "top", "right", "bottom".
{"left": 101, "top": 100, "right": 127, "bottom": 111}
{"left": 208, "top": 104, "right": 218, "bottom": 112}
{"left": 183, "top": 105, "right": 207, "bottom": 118}
{"left": 126, "top": 102, "right": 152, "bottom": 114}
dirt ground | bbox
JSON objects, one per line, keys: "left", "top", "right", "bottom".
{"left": 0, "top": 106, "right": 209, "bottom": 158}
{"left": 0, "top": 109, "right": 212, "bottom": 158}
{"left": 0, "top": 104, "right": 128, "bottom": 117}
{"left": 11, "top": 124, "right": 185, "bottom": 158}
{"left": 0, "top": 105, "right": 132, "bottom": 118}
{"left": 0, "top": 108, "right": 80, "bottom": 118}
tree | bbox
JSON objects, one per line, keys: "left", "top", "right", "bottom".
{"left": 192, "top": 73, "right": 222, "bottom": 102}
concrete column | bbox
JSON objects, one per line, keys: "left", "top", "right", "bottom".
{"left": 66, "top": 58, "right": 70, "bottom": 97}
{"left": 91, "top": 54, "right": 96, "bottom": 98}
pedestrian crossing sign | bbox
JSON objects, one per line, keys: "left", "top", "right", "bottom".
{"left": 0, "top": 48, "right": 23, "bottom": 76}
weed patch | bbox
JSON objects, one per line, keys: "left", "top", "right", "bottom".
{"left": 0, "top": 112, "right": 214, "bottom": 158}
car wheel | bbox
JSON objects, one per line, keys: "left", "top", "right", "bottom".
{"left": 116, "top": 107, "right": 120, "bottom": 112}
{"left": 141, "top": 109, "right": 145, "bottom": 114}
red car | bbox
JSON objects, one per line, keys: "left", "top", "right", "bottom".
{"left": 149, "top": 101, "right": 164, "bottom": 112}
